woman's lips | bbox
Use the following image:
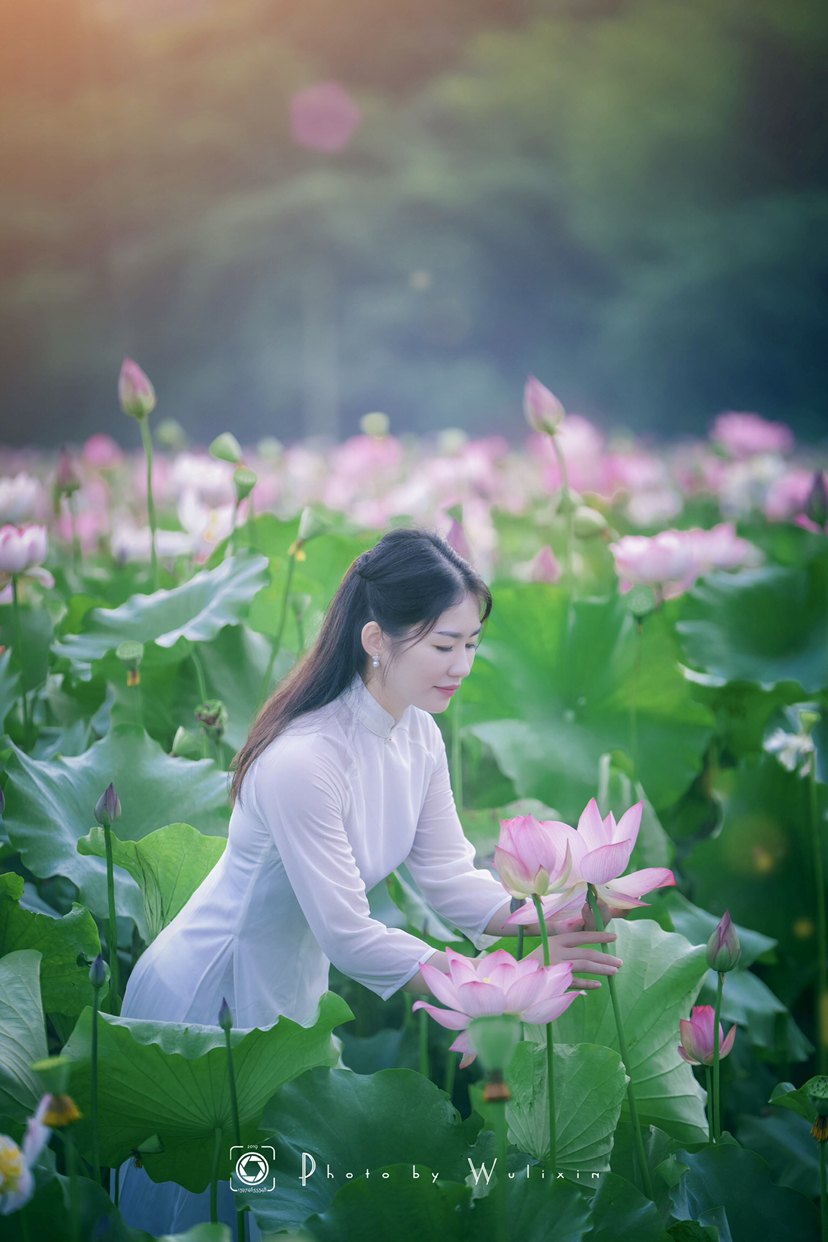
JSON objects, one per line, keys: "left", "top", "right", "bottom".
{"left": 435, "top": 685, "right": 459, "bottom": 696}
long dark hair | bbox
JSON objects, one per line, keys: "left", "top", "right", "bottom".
{"left": 231, "top": 526, "right": 492, "bottom": 804}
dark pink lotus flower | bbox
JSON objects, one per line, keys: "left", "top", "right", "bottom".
{"left": 503, "top": 798, "right": 675, "bottom": 927}
{"left": 412, "top": 947, "right": 582, "bottom": 1068}
{"left": 290, "top": 82, "right": 361, "bottom": 152}
{"left": 494, "top": 815, "right": 573, "bottom": 900}
{"left": 711, "top": 411, "right": 793, "bottom": 459}
{"left": 678, "top": 1005, "right": 736, "bottom": 1066}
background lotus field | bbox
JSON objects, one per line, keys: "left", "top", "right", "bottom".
{"left": 0, "top": 405, "right": 826, "bottom": 1241}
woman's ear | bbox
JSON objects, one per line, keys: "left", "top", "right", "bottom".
{"left": 360, "top": 620, "right": 383, "bottom": 659}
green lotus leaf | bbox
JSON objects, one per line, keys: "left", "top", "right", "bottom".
{"left": 2, "top": 724, "right": 229, "bottom": 936}
{"left": 60, "top": 992, "right": 353, "bottom": 1192}
{"left": 463, "top": 585, "right": 714, "bottom": 818}
{"left": 77, "top": 822, "right": 226, "bottom": 943}
{"left": 0, "top": 873, "right": 101, "bottom": 1016}
{"left": 52, "top": 551, "right": 270, "bottom": 679}
{"left": 0, "top": 949, "right": 49, "bottom": 1123}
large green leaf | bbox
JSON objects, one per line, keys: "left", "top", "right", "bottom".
{"left": 0, "top": 949, "right": 48, "bottom": 1123}
{"left": 52, "top": 551, "right": 270, "bottom": 679}
{"left": 587, "top": 1172, "right": 672, "bottom": 1242}
{"left": 676, "top": 561, "right": 828, "bottom": 692}
{"left": 503, "top": 1041, "right": 628, "bottom": 1170}
{"left": 542, "top": 920, "right": 709, "bottom": 1143}
{"left": 0, "top": 602, "right": 54, "bottom": 693}
{"left": 0, "top": 647, "right": 20, "bottom": 728}
{"left": 247, "top": 1066, "right": 492, "bottom": 1233}
{"left": 668, "top": 1142, "right": 819, "bottom": 1241}
{"left": 77, "top": 822, "right": 226, "bottom": 943}
{"left": 61, "top": 992, "right": 353, "bottom": 1192}
{"left": 2, "top": 724, "right": 229, "bottom": 935}
{"left": 464, "top": 585, "right": 714, "bottom": 818}
{"left": 736, "top": 1109, "right": 819, "bottom": 1199}
{"left": 0, "top": 872, "right": 101, "bottom": 1016}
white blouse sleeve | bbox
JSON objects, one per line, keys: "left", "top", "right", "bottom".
{"left": 405, "top": 728, "right": 510, "bottom": 949}
{"left": 251, "top": 736, "right": 437, "bottom": 1000}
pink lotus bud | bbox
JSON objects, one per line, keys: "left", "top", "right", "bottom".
{"left": 118, "top": 358, "right": 156, "bottom": 420}
{"left": 524, "top": 376, "right": 565, "bottom": 435}
{"left": 529, "top": 545, "right": 561, "bottom": 583}
{"left": 83, "top": 434, "right": 123, "bottom": 469}
{"left": 290, "top": 82, "right": 361, "bottom": 152}
{"left": 706, "top": 910, "right": 741, "bottom": 972}
{"left": 678, "top": 1005, "right": 736, "bottom": 1066}
{"left": 0, "top": 525, "right": 49, "bottom": 575}
{"left": 54, "top": 447, "right": 79, "bottom": 497}
{"left": 446, "top": 518, "right": 473, "bottom": 563}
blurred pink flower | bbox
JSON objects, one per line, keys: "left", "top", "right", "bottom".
{"left": 412, "top": 947, "right": 582, "bottom": 1068}
{"left": 678, "top": 1005, "right": 736, "bottom": 1066}
{"left": 524, "top": 376, "right": 565, "bottom": 435}
{"left": 763, "top": 468, "right": 815, "bottom": 522}
{"left": 290, "top": 81, "right": 361, "bottom": 152}
{"left": 445, "top": 518, "right": 473, "bottom": 562}
{"left": 529, "top": 545, "right": 561, "bottom": 583}
{"left": 0, "top": 474, "right": 41, "bottom": 525}
{"left": 609, "top": 531, "right": 697, "bottom": 596}
{"left": 681, "top": 523, "right": 762, "bottom": 574}
{"left": 0, "top": 525, "right": 53, "bottom": 589}
{"left": 83, "top": 434, "right": 123, "bottom": 469}
{"left": 0, "top": 1094, "right": 51, "bottom": 1215}
{"left": 118, "top": 358, "right": 156, "bottom": 420}
{"left": 712, "top": 411, "right": 793, "bottom": 459}
{"left": 505, "top": 799, "right": 675, "bottom": 927}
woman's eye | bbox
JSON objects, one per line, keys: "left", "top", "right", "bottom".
{"left": 435, "top": 646, "right": 452, "bottom": 652}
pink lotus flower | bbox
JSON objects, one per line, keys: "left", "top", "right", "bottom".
{"left": 494, "top": 815, "right": 573, "bottom": 899}
{"left": 678, "top": 1005, "right": 736, "bottom": 1066}
{"left": 524, "top": 376, "right": 565, "bottom": 435}
{"left": 711, "top": 411, "right": 793, "bottom": 459}
{"left": 290, "top": 82, "right": 361, "bottom": 152}
{"left": 0, "top": 1095, "right": 51, "bottom": 1215}
{"left": 0, "top": 525, "right": 53, "bottom": 589}
{"left": 502, "top": 799, "right": 675, "bottom": 927}
{"left": 83, "top": 434, "right": 123, "bottom": 469}
{"left": 609, "top": 531, "right": 698, "bottom": 596}
{"left": 412, "top": 947, "right": 583, "bottom": 1068}
{"left": 118, "top": 358, "right": 156, "bottom": 420}
{"left": 0, "top": 474, "right": 41, "bottom": 525}
{"left": 680, "top": 523, "right": 762, "bottom": 574}
{"left": 445, "top": 518, "right": 473, "bottom": 562}
{"left": 529, "top": 545, "right": 561, "bottom": 583}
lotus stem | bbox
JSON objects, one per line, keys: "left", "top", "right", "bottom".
{"left": 629, "top": 618, "right": 642, "bottom": 782}
{"left": 551, "top": 433, "right": 572, "bottom": 587}
{"left": 704, "top": 1064, "right": 713, "bottom": 1143}
{"left": 191, "top": 650, "right": 210, "bottom": 759}
{"left": 809, "top": 759, "right": 828, "bottom": 1075}
{"left": 713, "top": 971, "right": 724, "bottom": 1141}
{"left": 443, "top": 1049, "right": 457, "bottom": 1101}
{"left": 138, "top": 415, "right": 158, "bottom": 591}
{"left": 103, "top": 823, "right": 121, "bottom": 1014}
{"left": 532, "top": 894, "right": 557, "bottom": 1176}
{"left": 820, "top": 1137, "right": 827, "bottom": 1242}
{"left": 62, "top": 1131, "right": 80, "bottom": 1242}
{"left": 516, "top": 926, "right": 525, "bottom": 960}
{"left": 419, "top": 1007, "right": 430, "bottom": 1080}
{"left": 450, "top": 689, "right": 463, "bottom": 810}
{"left": 260, "top": 546, "right": 298, "bottom": 705}
{"left": 11, "top": 575, "right": 31, "bottom": 744}
{"left": 586, "top": 886, "right": 653, "bottom": 1199}
{"left": 230, "top": 499, "right": 241, "bottom": 558}
{"left": 91, "top": 989, "right": 101, "bottom": 1184}
{"left": 210, "top": 1125, "right": 222, "bottom": 1225}
{"left": 223, "top": 1025, "right": 246, "bottom": 1242}
{"left": 493, "top": 1096, "right": 509, "bottom": 1242}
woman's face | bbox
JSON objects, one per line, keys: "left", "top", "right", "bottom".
{"left": 365, "top": 592, "right": 483, "bottom": 720}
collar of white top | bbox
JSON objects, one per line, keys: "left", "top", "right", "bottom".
{"left": 343, "top": 674, "right": 402, "bottom": 740}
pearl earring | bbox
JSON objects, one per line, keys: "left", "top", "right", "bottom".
{"left": 372, "top": 654, "right": 380, "bottom": 669}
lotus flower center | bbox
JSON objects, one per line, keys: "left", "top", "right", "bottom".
{"left": 483, "top": 977, "right": 490, "bottom": 983}
{"left": 0, "top": 1136, "right": 24, "bottom": 1193}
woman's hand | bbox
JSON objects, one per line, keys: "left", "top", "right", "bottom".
{"left": 578, "top": 896, "right": 629, "bottom": 932}
{"left": 527, "top": 929, "right": 622, "bottom": 990}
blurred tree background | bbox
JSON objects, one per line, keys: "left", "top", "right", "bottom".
{"left": 1, "top": 0, "right": 827, "bottom": 446}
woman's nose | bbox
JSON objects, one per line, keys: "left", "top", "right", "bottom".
{"left": 449, "top": 649, "right": 473, "bottom": 677}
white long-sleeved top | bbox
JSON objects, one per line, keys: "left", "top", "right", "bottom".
{"left": 121, "top": 673, "right": 510, "bottom": 1030}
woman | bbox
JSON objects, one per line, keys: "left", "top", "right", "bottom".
{"left": 118, "top": 527, "right": 621, "bottom": 1234}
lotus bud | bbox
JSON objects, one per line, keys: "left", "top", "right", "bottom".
{"left": 799, "top": 709, "right": 820, "bottom": 736}
{"left": 155, "top": 419, "right": 189, "bottom": 451}
{"left": 118, "top": 358, "right": 156, "bottom": 421}
{"left": 706, "top": 909, "right": 741, "bottom": 973}
{"left": 359, "top": 412, "right": 389, "bottom": 438}
{"left": 171, "top": 726, "right": 202, "bottom": 759}
{"left": 805, "top": 471, "right": 828, "bottom": 531}
{"left": 94, "top": 783, "right": 122, "bottom": 828}
{"left": 218, "top": 997, "right": 233, "bottom": 1031}
{"left": 297, "top": 506, "right": 331, "bottom": 544}
{"left": 806, "top": 1075, "right": 828, "bottom": 1141}
{"left": 524, "top": 376, "right": 565, "bottom": 435}
{"left": 467, "top": 1013, "right": 521, "bottom": 1080}
{"left": 233, "top": 466, "right": 257, "bottom": 503}
{"left": 554, "top": 488, "right": 582, "bottom": 517}
{"left": 54, "top": 447, "right": 80, "bottom": 500}
{"left": 446, "top": 518, "right": 473, "bottom": 563}
{"left": 31, "top": 1056, "right": 71, "bottom": 1096}
{"left": 89, "top": 952, "right": 107, "bottom": 990}
{"left": 573, "top": 506, "right": 608, "bottom": 539}
{"left": 209, "top": 433, "right": 243, "bottom": 464}
{"left": 195, "top": 699, "right": 228, "bottom": 743}
{"left": 529, "top": 545, "right": 561, "bottom": 584}
{"left": 116, "top": 640, "right": 144, "bottom": 687}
